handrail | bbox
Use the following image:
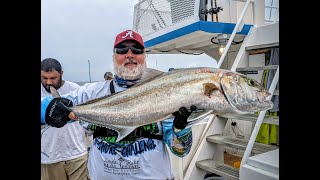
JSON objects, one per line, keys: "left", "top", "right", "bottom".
{"left": 183, "top": 0, "right": 254, "bottom": 179}
{"left": 195, "top": 0, "right": 253, "bottom": 160}
{"left": 240, "top": 66, "right": 279, "bottom": 168}
{"left": 216, "top": 0, "right": 253, "bottom": 68}
{"left": 201, "top": 0, "right": 253, "bottom": 143}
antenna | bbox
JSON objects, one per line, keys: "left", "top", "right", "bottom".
{"left": 88, "top": 60, "right": 92, "bottom": 83}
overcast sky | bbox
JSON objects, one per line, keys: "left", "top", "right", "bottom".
{"left": 41, "top": 0, "right": 217, "bottom": 82}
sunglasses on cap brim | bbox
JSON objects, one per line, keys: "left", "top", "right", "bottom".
{"left": 114, "top": 46, "right": 144, "bottom": 55}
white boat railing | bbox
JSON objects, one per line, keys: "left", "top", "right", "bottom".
{"left": 216, "top": 0, "right": 253, "bottom": 68}
{"left": 184, "top": 0, "right": 254, "bottom": 179}
{"left": 240, "top": 67, "right": 279, "bottom": 168}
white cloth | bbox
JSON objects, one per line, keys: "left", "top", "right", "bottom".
{"left": 41, "top": 80, "right": 88, "bottom": 164}
{"left": 61, "top": 80, "right": 175, "bottom": 180}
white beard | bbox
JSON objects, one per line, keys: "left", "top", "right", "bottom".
{"left": 113, "top": 57, "right": 147, "bottom": 80}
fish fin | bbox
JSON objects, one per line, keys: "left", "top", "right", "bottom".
{"left": 76, "top": 82, "right": 122, "bottom": 106}
{"left": 134, "top": 68, "right": 164, "bottom": 86}
{"left": 78, "top": 69, "right": 164, "bottom": 106}
{"left": 50, "top": 86, "right": 61, "bottom": 98}
{"left": 203, "top": 83, "right": 219, "bottom": 97}
{"left": 185, "top": 110, "right": 213, "bottom": 128}
{"left": 78, "top": 117, "right": 138, "bottom": 143}
{"left": 76, "top": 94, "right": 113, "bottom": 106}
{"left": 113, "top": 126, "right": 138, "bottom": 142}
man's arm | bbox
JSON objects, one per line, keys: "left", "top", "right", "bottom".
{"left": 41, "top": 82, "right": 109, "bottom": 127}
{"left": 162, "top": 107, "right": 195, "bottom": 157}
{"left": 162, "top": 119, "right": 192, "bottom": 157}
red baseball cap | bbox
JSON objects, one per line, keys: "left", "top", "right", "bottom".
{"left": 114, "top": 30, "right": 144, "bottom": 48}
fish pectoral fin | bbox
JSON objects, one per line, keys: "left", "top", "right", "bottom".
{"left": 203, "top": 83, "right": 219, "bottom": 97}
{"left": 185, "top": 110, "right": 213, "bottom": 128}
{"left": 113, "top": 126, "right": 138, "bottom": 143}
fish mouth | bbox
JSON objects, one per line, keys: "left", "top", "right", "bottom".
{"left": 265, "top": 91, "right": 272, "bottom": 97}
{"left": 258, "top": 92, "right": 274, "bottom": 110}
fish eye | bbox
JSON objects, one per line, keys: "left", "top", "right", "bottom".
{"left": 248, "top": 79, "right": 255, "bottom": 86}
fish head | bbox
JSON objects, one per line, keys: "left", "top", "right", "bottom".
{"left": 220, "top": 72, "right": 273, "bottom": 113}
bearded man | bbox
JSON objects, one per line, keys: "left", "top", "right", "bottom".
{"left": 41, "top": 30, "right": 194, "bottom": 180}
{"left": 41, "top": 58, "right": 89, "bottom": 180}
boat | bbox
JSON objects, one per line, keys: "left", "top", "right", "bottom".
{"left": 131, "top": 0, "right": 279, "bottom": 179}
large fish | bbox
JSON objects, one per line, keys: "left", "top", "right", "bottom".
{"left": 50, "top": 67, "right": 273, "bottom": 142}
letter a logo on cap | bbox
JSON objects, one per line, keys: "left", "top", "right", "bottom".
{"left": 114, "top": 30, "right": 145, "bottom": 48}
{"left": 122, "top": 31, "right": 133, "bottom": 39}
